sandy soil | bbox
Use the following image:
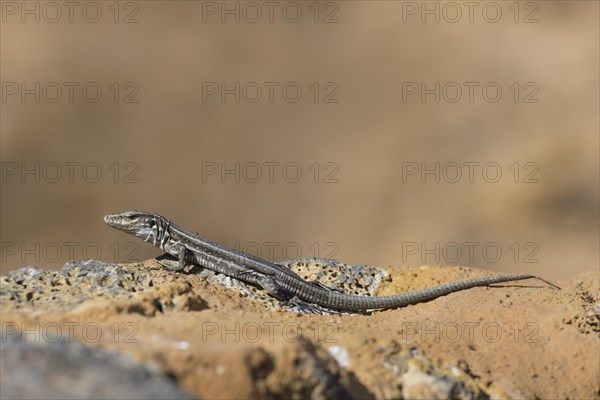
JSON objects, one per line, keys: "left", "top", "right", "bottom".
{"left": 1, "top": 260, "right": 598, "bottom": 399}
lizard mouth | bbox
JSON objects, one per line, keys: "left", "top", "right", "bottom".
{"left": 103, "top": 212, "right": 140, "bottom": 232}
{"left": 104, "top": 214, "right": 128, "bottom": 230}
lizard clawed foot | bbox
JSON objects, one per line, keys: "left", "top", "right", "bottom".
{"left": 155, "top": 254, "right": 186, "bottom": 272}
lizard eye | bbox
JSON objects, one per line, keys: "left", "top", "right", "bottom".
{"left": 125, "top": 213, "right": 139, "bottom": 221}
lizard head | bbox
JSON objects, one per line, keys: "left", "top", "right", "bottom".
{"left": 104, "top": 210, "right": 168, "bottom": 246}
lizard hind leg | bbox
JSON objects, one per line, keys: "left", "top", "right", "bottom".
{"left": 278, "top": 258, "right": 352, "bottom": 294}
{"left": 283, "top": 296, "right": 353, "bottom": 315}
{"left": 310, "top": 280, "right": 345, "bottom": 294}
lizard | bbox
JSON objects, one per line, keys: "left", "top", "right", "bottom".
{"left": 104, "top": 210, "right": 559, "bottom": 313}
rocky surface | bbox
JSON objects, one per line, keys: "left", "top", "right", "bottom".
{"left": 0, "top": 329, "right": 195, "bottom": 400}
{"left": 1, "top": 259, "right": 598, "bottom": 399}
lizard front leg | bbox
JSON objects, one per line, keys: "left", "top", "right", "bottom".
{"left": 156, "top": 246, "right": 188, "bottom": 272}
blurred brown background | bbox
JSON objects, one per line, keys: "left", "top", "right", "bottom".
{"left": 1, "top": 1, "right": 598, "bottom": 280}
